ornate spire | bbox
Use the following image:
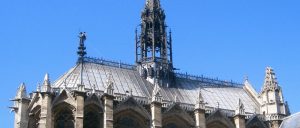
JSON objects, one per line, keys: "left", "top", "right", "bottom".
{"left": 262, "top": 67, "right": 279, "bottom": 91}
{"left": 235, "top": 98, "right": 245, "bottom": 115}
{"left": 136, "top": 0, "right": 174, "bottom": 87}
{"left": 77, "top": 32, "right": 87, "bottom": 61}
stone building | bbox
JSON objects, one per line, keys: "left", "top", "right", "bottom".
{"left": 10, "top": 0, "right": 290, "bottom": 128}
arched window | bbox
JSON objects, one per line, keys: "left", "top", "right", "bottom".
{"left": 114, "top": 111, "right": 149, "bottom": 128}
{"left": 207, "top": 121, "right": 230, "bottom": 128}
{"left": 84, "top": 104, "right": 103, "bottom": 128}
{"left": 53, "top": 103, "right": 75, "bottom": 128}
{"left": 115, "top": 116, "right": 144, "bottom": 128}
{"left": 164, "top": 123, "right": 178, "bottom": 128}
{"left": 28, "top": 106, "right": 41, "bottom": 128}
{"left": 162, "top": 116, "right": 191, "bottom": 128}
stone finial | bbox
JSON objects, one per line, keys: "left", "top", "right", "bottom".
{"left": 16, "top": 83, "right": 28, "bottom": 99}
{"left": 151, "top": 83, "right": 162, "bottom": 103}
{"left": 41, "top": 73, "right": 52, "bottom": 93}
{"left": 105, "top": 73, "right": 114, "bottom": 95}
{"left": 195, "top": 90, "right": 205, "bottom": 110}
{"left": 235, "top": 98, "right": 245, "bottom": 115}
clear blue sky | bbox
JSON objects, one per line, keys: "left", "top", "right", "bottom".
{"left": 1, "top": 0, "right": 299, "bottom": 127}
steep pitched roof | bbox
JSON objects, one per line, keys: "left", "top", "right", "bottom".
{"left": 280, "top": 112, "right": 300, "bottom": 128}
{"left": 53, "top": 57, "right": 258, "bottom": 113}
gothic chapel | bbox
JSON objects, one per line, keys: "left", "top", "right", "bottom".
{"left": 11, "top": 0, "right": 290, "bottom": 128}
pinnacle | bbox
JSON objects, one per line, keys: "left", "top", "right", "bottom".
{"left": 197, "top": 90, "right": 204, "bottom": 104}
{"left": 43, "top": 73, "right": 50, "bottom": 85}
{"left": 235, "top": 98, "right": 245, "bottom": 115}
{"left": 151, "top": 83, "right": 162, "bottom": 103}
{"left": 16, "top": 83, "right": 27, "bottom": 99}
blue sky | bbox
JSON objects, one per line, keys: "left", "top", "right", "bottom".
{"left": 1, "top": 0, "right": 300, "bottom": 127}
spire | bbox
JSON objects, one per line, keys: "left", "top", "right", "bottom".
{"left": 262, "top": 67, "right": 279, "bottom": 91}
{"left": 43, "top": 73, "right": 50, "bottom": 86}
{"left": 41, "top": 73, "right": 52, "bottom": 93}
{"left": 235, "top": 98, "right": 245, "bottom": 115}
{"left": 136, "top": 0, "right": 174, "bottom": 87}
{"left": 16, "top": 83, "right": 28, "bottom": 99}
{"left": 77, "top": 32, "right": 87, "bottom": 61}
{"left": 77, "top": 32, "right": 87, "bottom": 86}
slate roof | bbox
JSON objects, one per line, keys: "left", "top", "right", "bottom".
{"left": 53, "top": 57, "right": 259, "bottom": 114}
{"left": 280, "top": 112, "right": 300, "bottom": 128}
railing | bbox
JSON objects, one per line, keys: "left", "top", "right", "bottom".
{"left": 175, "top": 72, "right": 243, "bottom": 87}
{"left": 83, "top": 57, "right": 136, "bottom": 70}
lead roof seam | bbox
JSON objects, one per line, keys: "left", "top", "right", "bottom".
{"left": 53, "top": 66, "right": 76, "bottom": 87}
{"left": 111, "top": 66, "right": 125, "bottom": 94}
{"left": 177, "top": 80, "right": 191, "bottom": 104}
{"left": 131, "top": 70, "right": 148, "bottom": 97}
{"left": 83, "top": 63, "right": 92, "bottom": 88}
{"left": 95, "top": 64, "right": 106, "bottom": 91}
{"left": 71, "top": 65, "right": 81, "bottom": 88}
{"left": 120, "top": 69, "right": 134, "bottom": 95}
{"left": 134, "top": 71, "right": 151, "bottom": 97}
{"left": 102, "top": 65, "right": 120, "bottom": 93}
{"left": 61, "top": 64, "right": 79, "bottom": 88}
{"left": 185, "top": 79, "right": 196, "bottom": 104}
{"left": 122, "top": 69, "right": 138, "bottom": 96}
{"left": 90, "top": 63, "right": 99, "bottom": 91}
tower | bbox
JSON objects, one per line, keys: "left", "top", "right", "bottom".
{"left": 259, "top": 67, "right": 287, "bottom": 128}
{"left": 136, "top": 0, "right": 174, "bottom": 87}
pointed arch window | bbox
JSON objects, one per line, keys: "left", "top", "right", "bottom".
{"left": 53, "top": 103, "right": 75, "bottom": 128}
{"left": 84, "top": 104, "right": 103, "bottom": 128}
